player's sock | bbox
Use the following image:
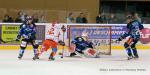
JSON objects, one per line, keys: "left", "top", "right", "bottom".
{"left": 19, "top": 49, "right": 24, "bottom": 55}
{"left": 18, "top": 49, "right": 24, "bottom": 59}
{"left": 34, "top": 49, "right": 38, "bottom": 55}
{"left": 33, "top": 49, "right": 39, "bottom": 60}
{"left": 48, "top": 48, "right": 57, "bottom": 61}
{"left": 49, "top": 52, "right": 56, "bottom": 61}
{"left": 132, "top": 48, "right": 139, "bottom": 58}
{"left": 126, "top": 48, "right": 134, "bottom": 60}
{"left": 126, "top": 48, "right": 133, "bottom": 57}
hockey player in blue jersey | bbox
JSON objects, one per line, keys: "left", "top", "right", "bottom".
{"left": 16, "top": 16, "right": 39, "bottom": 60}
{"left": 70, "top": 32, "right": 99, "bottom": 58}
{"left": 116, "top": 15, "right": 144, "bottom": 60}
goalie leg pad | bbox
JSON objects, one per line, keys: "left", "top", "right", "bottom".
{"left": 83, "top": 48, "right": 97, "bottom": 58}
{"left": 69, "top": 43, "right": 76, "bottom": 53}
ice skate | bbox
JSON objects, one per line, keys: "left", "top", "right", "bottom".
{"left": 18, "top": 54, "right": 23, "bottom": 60}
{"left": 48, "top": 56, "right": 55, "bottom": 61}
{"left": 33, "top": 54, "right": 39, "bottom": 60}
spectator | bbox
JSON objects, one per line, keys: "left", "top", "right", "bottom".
{"left": 76, "top": 13, "right": 84, "bottom": 23}
{"left": 15, "top": 12, "right": 23, "bottom": 23}
{"left": 2, "top": 14, "right": 14, "bottom": 23}
{"left": 108, "top": 13, "right": 118, "bottom": 24}
{"left": 38, "top": 15, "right": 47, "bottom": 23}
{"left": 19, "top": 11, "right": 27, "bottom": 22}
{"left": 96, "top": 12, "right": 107, "bottom": 23}
{"left": 134, "top": 13, "right": 142, "bottom": 23}
{"left": 32, "top": 14, "right": 39, "bottom": 23}
{"left": 67, "top": 12, "right": 75, "bottom": 23}
{"left": 127, "top": 12, "right": 142, "bottom": 23}
{"left": 82, "top": 14, "right": 88, "bottom": 23}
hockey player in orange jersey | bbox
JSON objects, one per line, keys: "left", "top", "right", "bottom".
{"left": 38, "top": 21, "right": 65, "bottom": 60}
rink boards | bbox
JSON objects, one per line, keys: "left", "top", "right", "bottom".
{"left": 0, "top": 23, "right": 150, "bottom": 50}
{"left": 0, "top": 45, "right": 150, "bottom": 50}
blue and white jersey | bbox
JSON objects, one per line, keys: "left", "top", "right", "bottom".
{"left": 71, "top": 37, "right": 93, "bottom": 51}
{"left": 122, "top": 20, "right": 144, "bottom": 40}
{"left": 18, "top": 24, "right": 36, "bottom": 40}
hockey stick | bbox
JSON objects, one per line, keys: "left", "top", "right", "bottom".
{"left": 61, "top": 25, "right": 66, "bottom": 58}
{"left": 4, "top": 40, "right": 19, "bottom": 43}
{"left": 0, "top": 39, "right": 7, "bottom": 43}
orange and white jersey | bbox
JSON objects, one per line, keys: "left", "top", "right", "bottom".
{"left": 45, "top": 23, "right": 61, "bottom": 42}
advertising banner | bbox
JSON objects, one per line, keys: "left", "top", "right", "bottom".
{"left": 35, "top": 25, "right": 45, "bottom": 44}
{"left": 1, "top": 25, "right": 20, "bottom": 44}
{"left": 1, "top": 24, "right": 45, "bottom": 45}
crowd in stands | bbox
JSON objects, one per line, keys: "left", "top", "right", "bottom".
{"left": 67, "top": 12, "right": 88, "bottom": 23}
{"left": 2, "top": 11, "right": 48, "bottom": 23}
{"left": 1, "top": 11, "right": 144, "bottom": 24}
{"left": 67, "top": 11, "right": 144, "bottom": 24}
{"left": 96, "top": 12, "right": 143, "bottom": 24}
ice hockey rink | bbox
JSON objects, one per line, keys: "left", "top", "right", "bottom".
{"left": 0, "top": 50, "right": 150, "bottom": 75}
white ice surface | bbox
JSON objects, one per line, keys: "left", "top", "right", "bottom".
{"left": 0, "top": 50, "right": 150, "bottom": 75}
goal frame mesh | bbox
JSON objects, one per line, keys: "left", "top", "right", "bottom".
{"left": 67, "top": 25, "right": 112, "bottom": 55}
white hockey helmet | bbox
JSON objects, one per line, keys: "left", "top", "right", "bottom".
{"left": 81, "top": 32, "right": 88, "bottom": 41}
{"left": 81, "top": 32, "right": 88, "bottom": 37}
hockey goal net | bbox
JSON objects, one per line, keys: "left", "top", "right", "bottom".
{"left": 67, "top": 25, "right": 112, "bottom": 55}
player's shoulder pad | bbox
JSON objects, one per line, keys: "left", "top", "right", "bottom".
{"left": 132, "top": 20, "right": 139, "bottom": 25}
{"left": 21, "top": 24, "right": 26, "bottom": 28}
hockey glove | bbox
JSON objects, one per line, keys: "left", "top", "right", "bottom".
{"left": 16, "top": 35, "right": 21, "bottom": 41}
{"left": 115, "top": 37, "right": 123, "bottom": 43}
{"left": 115, "top": 39, "right": 120, "bottom": 43}
{"left": 22, "top": 34, "right": 29, "bottom": 39}
{"left": 58, "top": 40, "right": 65, "bottom": 46}
{"left": 15, "top": 38, "right": 20, "bottom": 41}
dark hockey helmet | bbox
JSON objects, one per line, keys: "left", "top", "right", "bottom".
{"left": 25, "top": 16, "right": 33, "bottom": 24}
{"left": 126, "top": 15, "right": 134, "bottom": 20}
